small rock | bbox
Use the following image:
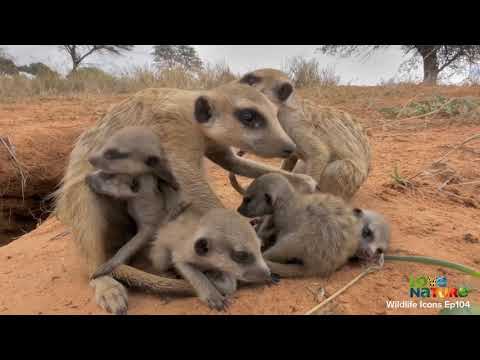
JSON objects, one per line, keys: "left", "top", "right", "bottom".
{"left": 474, "top": 259, "right": 480, "bottom": 265}
{"left": 464, "top": 233, "right": 479, "bottom": 244}
{"left": 6, "top": 256, "right": 12, "bottom": 260}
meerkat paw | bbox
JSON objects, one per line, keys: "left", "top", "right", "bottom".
{"left": 90, "top": 276, "right": 128, "bottom": 315}
{"left": 200, "top": 288, "right": 230, "bottom": 311}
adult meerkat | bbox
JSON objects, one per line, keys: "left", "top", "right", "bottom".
{"left": 54, "top": 83, "right": 315, "bottom": 314}
{"left": 237, "top": 173, "right": 360, "bottom": 278}
{"left": 230, "top": 68, "right": 372, "bottom": 200}
{"left": 84, "top": 126, "right": 189, "bottom": 280}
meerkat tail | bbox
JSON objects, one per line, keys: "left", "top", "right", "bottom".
{"left": 111, "top": 265, "right": 196, "bottom": 296}
{"left": 266, "top": 261, "right": 307, "bottom": 278}
{"left": 228, "top": 172, "right": 246, "bottom": 195}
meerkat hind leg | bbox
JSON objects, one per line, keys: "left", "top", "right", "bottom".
{"left": 266, "top": 261, "right": 307, "bottom": 278}
{"left": 318, "top": 159, "right": 366, "bottom": 200}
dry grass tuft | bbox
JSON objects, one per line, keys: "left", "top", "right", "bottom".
{"left": 0, "top": 62, "right": 238, "bottom": 101}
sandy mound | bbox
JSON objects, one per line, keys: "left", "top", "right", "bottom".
{"left": 0, "top": 97, "right": 115, "bottom": 245}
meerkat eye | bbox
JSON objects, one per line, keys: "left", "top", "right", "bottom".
{"left": 244, "top": 196, "right": 252, "bottom": 204}
{"left": 234, "top": 108, "right": 265, "bottom": 129}
{"left": 104, "top": 149, "right": 128, "bottom": 160}
{"left": 99, "top": 172, "right": 115, "bottom": 180}
{"left": 130, "top": 178, "right": 140, "bottom": 193}
{"left": 194, "top": 238, "right": 209, "bottom": 256}
{"left": 145, "top": 156, "right": 159, "bottom": 167}
{"left": 231, "top": 250, "right": 254, "bottom": 265}
{"left": 362, "top": 226, "right": 373, "bottom": 240}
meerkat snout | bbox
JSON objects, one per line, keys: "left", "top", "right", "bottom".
{"left": 243, "top": 265, "right": 271, "bottom": 283}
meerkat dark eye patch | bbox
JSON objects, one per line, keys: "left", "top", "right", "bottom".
{"left": 239, "top": 73, "right": 261, "bottom": 86}
{"left": 234, "top": 108, "right": 265, "bottom": 129}
{"left": 145, "top": 156, "right": 159, "bottom": 167}
{"left": 276, "top": 83, "right": 293, "bottom": 102}
{"left": 194, "top": 96, "right": 213, "bottom": 123}
{"left": 353, "top": 208, "right": 363, "bottom": 218}
{"left": 231, "top": 250, "right": 254, "bottom": 265}
{"left": 194, "top": 238, "right": 209, "bottom": 256}
{"left": 99, "top": 172, "right": 115, "bottom": 180}
{"left": 362, "top": 225, "right": 374, "bottom": 241}
{"left": 130, "top": 178, "right": 140, "bottom": 193}
{"left": 103, "top": 148, "right": 129, "bottom": 160}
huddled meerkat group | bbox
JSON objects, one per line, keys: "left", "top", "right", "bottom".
{"left": 54, "top": 68, "right": 391, "bottom": 315}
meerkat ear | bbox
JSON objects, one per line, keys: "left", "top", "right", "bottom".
{"left": 194, "top": 96, "right": 214, "bottom": 123}
{"left": 239, "top": 73, "right": 261, "bottom": 86}
{"left": 276, "top": 83, "right": 293, "bottom": 102}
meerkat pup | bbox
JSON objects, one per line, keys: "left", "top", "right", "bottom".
{"left": 352, "top": 208, "right": 391, "bottom": 266}
{"left": 146, "top": 207, "right": 272, "bottom": 310}
{"left": 84, "top": 126, "right": 189, "bottom": 280}
{"left": 231, "top": 68, "right": 372, "bottom": 200}
{"left": 237, "top": 173, "right": 360, "bottom": 278}
{"left": 86, "top": 170, "right": 190, "bottom": 279}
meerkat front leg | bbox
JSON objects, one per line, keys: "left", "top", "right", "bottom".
{"left": 265, "top": 261, "right": 306, "bottom": 278}
{"left": 204, "top": 271, "right": 238, "bottom": 296}
{"left": 174, "top": 262, "right": 230, "bottom": 311}
{"left": 255, "top": 215, "right": 276, "bottom": 247}
{"left": 91, "top": 228, "right": 155, "bottom": 279}
{"left": 206, "top": 145, "right": 318, "bottom": 193}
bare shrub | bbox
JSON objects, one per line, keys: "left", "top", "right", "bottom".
{"left": 284, "top": 56, "right": 340, "bottom": 88}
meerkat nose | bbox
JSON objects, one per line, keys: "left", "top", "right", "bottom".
{"left": 244, "top": 267, "right": 271, "bottom": 282}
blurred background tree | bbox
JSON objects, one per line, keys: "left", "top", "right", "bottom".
{"left": 0, "top": 47, "right": 18, "bottom": 75}
{"left": 318, "top": 45, "right": 480, "bottom": 85}
{"left": 152, "top": 45, "right": 203, "bottom": 71}
{"left": 60, "top": 45, "right": 134, "bottom": 74}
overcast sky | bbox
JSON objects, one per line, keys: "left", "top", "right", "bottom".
{"left": 1, "top": 45, "right": 419, "bottom": 85}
